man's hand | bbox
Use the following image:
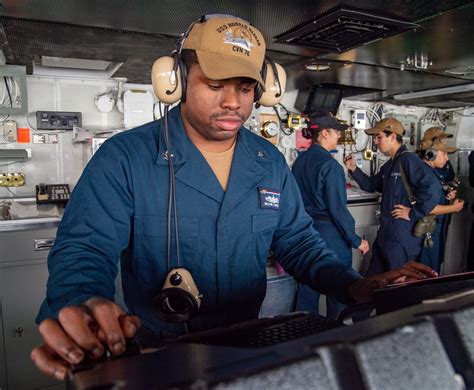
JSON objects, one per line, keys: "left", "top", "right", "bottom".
{"left": 446, "top": 189, "right": 457, "bottom": 201}
{"left": 348, "top": 261, "right": 438, "bottom": 303}
{"left": 343, "top": 154, "right": 357, "bottom": 172}
{"left": 31, "top": 297, "right": 140, "bottom": 381}
{"left": 358, "top": 239, "right": 370, "bottom": 255}
{"left": 391, "top": 204, "right": 411, "bottom": 221}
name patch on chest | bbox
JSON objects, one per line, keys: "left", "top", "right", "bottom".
{"left": 259, "top": 188, "right": 280, "bottom": 210}
{"left": 391, "top": 171, "right": 401, "bottom": 182}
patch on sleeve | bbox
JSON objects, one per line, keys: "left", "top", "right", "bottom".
{"left": 259, "top": 188, "right": 280, "bottom": 210}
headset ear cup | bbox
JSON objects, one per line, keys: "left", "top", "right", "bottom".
{"left": 151, "top": 56, "right": 183, "bottom": 104}
{"left": 302, "top": 127, "right": 313, "bottom": 139}
{"left": 257, "top": 63, "right": 287, "bottom": 107}
{"left": 427, "top": 148, "right": 437, "bottom": 161}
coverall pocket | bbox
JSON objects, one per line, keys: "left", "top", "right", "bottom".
{"left": 134, "top": 216, "right": 199, "bottom": 286}
{"left": 251, "top": 214, "right": 278, "bottom": 287}
{"left": 391, "top": 218, "right": 413, "bottom": 242}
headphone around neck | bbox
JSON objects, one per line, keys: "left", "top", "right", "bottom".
{"left": 151, "top": 14, "right": 286, "bottom": 106}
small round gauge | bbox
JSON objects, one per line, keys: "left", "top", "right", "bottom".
{"left": 261, "top": 121, "right": 279, "bottom": 138}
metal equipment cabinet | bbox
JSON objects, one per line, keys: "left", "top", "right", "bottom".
{"left": 348, "top": 201, "right": 380, "bottom": 274}
{"left": 0, "top": 225, "right": 63, "bottom": 390}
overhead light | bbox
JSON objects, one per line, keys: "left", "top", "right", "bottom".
{"left": 33, "top": 56, "right": 123, "bottom": 79}
{"left": 393, "top": 83, "right": 474, "bottom": 100}
{"left": 41, "top": 56, "right": 114, "bottom": 71}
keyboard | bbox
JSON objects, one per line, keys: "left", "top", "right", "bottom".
{"left": 178, "top": 312, "right": 342, "bottom": 348}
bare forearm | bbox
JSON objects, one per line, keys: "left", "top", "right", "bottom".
{"left": 430, "top": 204, "right": 456, "bottom": 215}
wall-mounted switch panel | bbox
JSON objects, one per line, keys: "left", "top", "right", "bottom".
{"left": 36, "top": 111, "right": 82, "bottom": 130}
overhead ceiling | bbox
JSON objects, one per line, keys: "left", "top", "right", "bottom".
{"left": 0, "top": 0, "right": 473, "bottom": 107}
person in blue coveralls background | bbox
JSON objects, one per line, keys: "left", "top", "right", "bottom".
{"left": 417, "top": 128, "right": 464, "bottom": 273}
{"left": 292, "top": 112, "right": 369, "bottom": 319}
{"left": 344, "top": 118, "right": 440, "bottom": 275}
{"left": 31, "top": 16, "right": 437, "bottom": 381}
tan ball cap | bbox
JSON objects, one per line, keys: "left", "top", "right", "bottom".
{"left": 431, "top": 139, "right": 457, "bottom": 153}
{"left": 365, "top": 118, "right": 405, "bottom": 136}
{"left": 183, "top": 16, "right": 266, "bottom": 87}
{"left": 420, "top": 127, "right": 455, "bottom": 152}
{"left": 422, "top": 127, "right": 453, "bottom": 142}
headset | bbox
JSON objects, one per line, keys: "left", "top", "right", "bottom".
{"left": 420, "top": 138, "right": 438, "bottom": 161}
{"left": 151, "top": 100, "right": 202, "bottom": 323}
{"left": 152, "top": 14, "right": 286, "bottom": 325}
{"left": 151, "top": 14, "right": 286, "bottom": 107}
{"left": 302, "top": 123, "right": 318, "bottom": 139}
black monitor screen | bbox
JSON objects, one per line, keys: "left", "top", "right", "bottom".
{"left": 295, "top": 86, "right": 344, "bottom": 115}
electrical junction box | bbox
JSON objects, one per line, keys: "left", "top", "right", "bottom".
{"left": 36, "top": 111, "right": 82, "bottom": 130}
{"left": 353, "top": 109, "right": 367, "bottom": 130}
{"left": 123, "top": 90, "right": 154, "bottom": 128}
{"left": 3, "top": 120, "right": 17, "bottom": 142}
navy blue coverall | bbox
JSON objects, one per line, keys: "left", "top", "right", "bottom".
{"left": 292, "top": 144, "right": 361, "bottom": 318}
{"left": 36, "top": 106, "right": 361, "bottom": 341}
{"left": 419, "top": 165, "right": 453, "bottom": 273}
{"left": 350, "top": 146, "right": 440, "bottom": 274}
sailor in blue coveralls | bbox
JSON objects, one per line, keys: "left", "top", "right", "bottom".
{"left": 417, "top": 128, "right": 464, "bottom": 273}
{"left": 344, "top": 118, "right": 440, "bottom": 275}
{"left": 292, "top": 112, "right": 369, "bottom": 319}
{"left": 434, "top": 145, "right": 456, "bottom": 266}
{"left": 30, "top": 16, "right": 437, "bottom": 381}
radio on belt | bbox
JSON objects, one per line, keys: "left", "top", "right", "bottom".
{"left": 36, "top": 111, "right": 82, "bottom": 130}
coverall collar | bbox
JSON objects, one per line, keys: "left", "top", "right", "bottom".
{"left": 392, "top": 144, "right": 408, "bottom": 160}
{"left": 155, "top": 106, "right": 191, "bottom": 166}
{"left": 155, "top": 105, "right": 271, "bottom": 206}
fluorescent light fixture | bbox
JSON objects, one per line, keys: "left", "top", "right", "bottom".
{"left": 394, "top": 83, "right": 474, "bottom": 100}
{"left": 33, "top": 56, "right": 123, "bottom": 79}
{"left": 41, "top": 56, "right": 114, "bottom": 70}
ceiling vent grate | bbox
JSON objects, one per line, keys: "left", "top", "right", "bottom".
{"left": 275, "top": 8, "right": 418, "bottom": 54}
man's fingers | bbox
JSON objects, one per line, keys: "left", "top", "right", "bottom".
{"left": 391, "top": 276, "right": 407, "bottom": 284}
{"left": 84, "top": 298, "right": 126, "bottom": 355}
{"left": 119, "top": 315, "right": 141, "bottom": 338}
{"left": 386, "top": 263, "right": 434, "bottom": 282}
{"left": 404, "top": 261, "right": 438, "bottom": 277}
{"left": 58, "top": 306, "right": 104, "bottom": 359}
{"left": 31, "top": 344, "right": 69, "bottom": 381}
{"left": 38, "top": 319, "right": 85, "bottom": 365}
{"left": 392, "top": 267, "right": 425, "bottom": 281}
